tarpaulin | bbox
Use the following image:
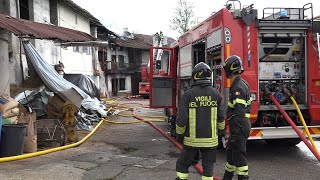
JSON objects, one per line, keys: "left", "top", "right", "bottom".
{"left": 64, "top": 74, "right": 100, "bottom": 100}
{"left": 22, "top": 41, "right": 107, "bottom": 117}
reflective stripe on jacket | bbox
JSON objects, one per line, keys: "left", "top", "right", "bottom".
{"left": 226, "top": 76, "right": 252, "bottom": 122}
{"left": 176, "top": 80, "right": 225, "bottom": 148}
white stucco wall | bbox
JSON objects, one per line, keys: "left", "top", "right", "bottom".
{"left": 7, "top": 0, "right": 23, "bottom": 85}
{"left": 142, "top": 50, "right": 150, "bottom": 66}
{"left": 57, "top": 3, "right": 93, "bottom": 75}
{"left": 124, "top": 75, "right": 131, "bottom": 92}
{"left": 0, "top": 29, "right": 10, "bottom": 95}
{"left": 106, "top": 47, "right": 129, "bottom": 69}
{"left": 106, "top": 75, "right": 132, "bottom": 95}
{"left": 33, "top": 0, "right": 60, "bottom": 65}
{"left": 60, "top": 46, "right": 93, "bottom": 75}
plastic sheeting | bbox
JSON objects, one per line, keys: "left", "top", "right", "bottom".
{"left": 22, "top": 41, "right": 107, "bottom": 117}
{"left": 17, "top": 87, "right": 54, "bottom": 118}
{"left": 63, "top": 74, "right": 100, "bottom": 100}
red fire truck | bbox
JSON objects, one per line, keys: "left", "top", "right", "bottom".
{"left": 148, "top": 1, "right": 320, "bottom": 145}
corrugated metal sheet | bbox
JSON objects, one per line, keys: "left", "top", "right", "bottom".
{"left": 0, "top": 14, "right": 95, "bottom": 42}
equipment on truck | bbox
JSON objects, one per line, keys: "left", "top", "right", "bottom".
{"left": 148, "top": 1, "right": 320, "bottom": 145}
{"left": 139, "top": 32, "right": 168, "bottom": 98}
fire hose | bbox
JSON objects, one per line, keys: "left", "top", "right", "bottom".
{"left": 269, "top": 94, "right": 320, "bottom": 161}
{"left": 290, "top": 96, "right": 320, "bottom": 154}
{"left": 0, "top": 120, "right": 104, "bottom": 163}
{"left": 105, "top": 104, "right": 221, "bottom": 179}
{"left": 0, "top": 98, "right": 221, "bottom": 179}
{"left": 132, "top": 112, "right": 221, "bottom": 180}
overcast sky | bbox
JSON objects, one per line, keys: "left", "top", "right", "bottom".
{"left": 72, "top": 0, "right": 320, "bottom": 39}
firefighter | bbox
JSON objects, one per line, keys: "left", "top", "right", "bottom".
{"left": 222, "top": 55, "right": 252, "bottom": 180}
{"left": 175, "top": 62, "right": 225, "bottom": 180}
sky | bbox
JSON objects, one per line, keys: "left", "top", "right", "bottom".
{"left": 72, "top": 0, "right": 320, "bottom": 39}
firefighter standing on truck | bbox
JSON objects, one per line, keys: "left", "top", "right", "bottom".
{"left": 222, "top": 55, "right": 252, "bottom": 180}
{"left": 175, "top": 62, "right": 225, "bottom": 180}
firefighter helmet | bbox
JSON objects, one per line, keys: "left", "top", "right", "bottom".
{"left": 223, "top": 55, "right": 244, "bottom": 78}
{"left": 192, "top": 62, "right": 212, "bottom": 82}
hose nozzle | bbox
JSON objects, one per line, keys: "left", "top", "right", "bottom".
{"left": 283, "top": 86, "right": 292, "bottom": 96}
{"left": 264, "top": 84, "right": 271, "bottom": 96}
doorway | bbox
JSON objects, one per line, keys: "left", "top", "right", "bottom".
{"left": 111, "top": 78, "right": 118, "bottom": 96}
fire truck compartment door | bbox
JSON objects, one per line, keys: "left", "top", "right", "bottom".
{"left": 151, "top": 77, "right": 173, "bottom": 107}
{"left": 179, "top": 44, "right": 192, "bottom": 77}
{"left": 207, "top": 29, "right": 222, "bottom": 49}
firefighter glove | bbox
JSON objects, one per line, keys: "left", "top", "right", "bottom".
{"left": 218, "top": 129, "right": 226, "bottom": 138}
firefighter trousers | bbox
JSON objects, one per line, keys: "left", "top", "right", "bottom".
{"left": 176, "top": 146, "right": 217, "bottom": 179}
{"left": 223, "top": 118, "right": 250, "bottom": 180}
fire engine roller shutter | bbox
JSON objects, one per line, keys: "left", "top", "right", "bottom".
{"left": 179, "top": 44, "right": 192, "bottom": 78}
{"left": 207, "top": 29, "right": 222, "bottom": 49}
{"left": 151, "top": 78, "right": 173, "bottom": 107}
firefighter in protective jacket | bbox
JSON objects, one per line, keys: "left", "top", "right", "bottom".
{"left": 222, "top": 55, "right": 252, "bottom": 180}
{"left": 175, "top": 62, "right": 225, "bottom": 180}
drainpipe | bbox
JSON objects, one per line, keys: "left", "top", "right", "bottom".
{"left": 19, "top": 38, "right": 24, "bottom": 83}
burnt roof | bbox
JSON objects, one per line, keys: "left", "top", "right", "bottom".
{"left": 115, "top": 33, "right": 176, "bottom": 49}
{"left": 0, "top": 14, "right": 95, "bottom": 42}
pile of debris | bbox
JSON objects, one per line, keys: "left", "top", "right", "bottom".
{"left": 20, "top": 41, "right": 108, "bottom": 129}
{"left": 1, "top": 42, "right": 109, "bottom": 152}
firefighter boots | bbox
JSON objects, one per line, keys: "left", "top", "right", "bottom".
{"left": 238, "top": 175, "right": 249, "bottom": 180}
{"left": 222, "top": 171, "right": 234, "bottom": 180}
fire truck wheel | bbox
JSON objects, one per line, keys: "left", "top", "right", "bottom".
{"left": 142, "top": 95, "right": 149, "bottom": 99}
{"left": 265, "top": 138, "right": 301, "bottom": 146}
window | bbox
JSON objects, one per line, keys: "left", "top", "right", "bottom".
{"left": 73, "top": 46, "right": 79, "bottom": 52}
{"left": 73, "top": 46, "right": 83, "bottom": 53}
{"left": 119, "top": 78, "right": 126, "bottom": 90}
{"left": 83, "top": 46, "right": 91, "bottom": 55}
{"left": 118, "top": 55, "right": 125, "bottom": 64}
{"left": 20, "top": 0, "right": 30, "bottom": 20}
{"left": 111, "top": 55, "right": 116, "bottom": 62}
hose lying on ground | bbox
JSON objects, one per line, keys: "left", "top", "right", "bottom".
{"left": 132, "top": 110, "right": 221, "bottom": 180}
{"left": 0, "top": 120, "right": 104, "bottom": 163}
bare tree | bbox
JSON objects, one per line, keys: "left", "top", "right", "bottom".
{"left": 170, "top": 0, "right": 195, "bottom": 35}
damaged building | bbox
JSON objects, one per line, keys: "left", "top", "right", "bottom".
{"left": 0, "top": 0, "right": 118, "bottom": 134}
{"left": 0, "top": 0, "right": 117, "bottom": 98}
{"left": 105, "top": 30, "right": 175, "bottom": 96}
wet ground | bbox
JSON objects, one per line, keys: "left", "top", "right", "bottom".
{"left": 0, "top": 99, "right": 319, "bottom": 180}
